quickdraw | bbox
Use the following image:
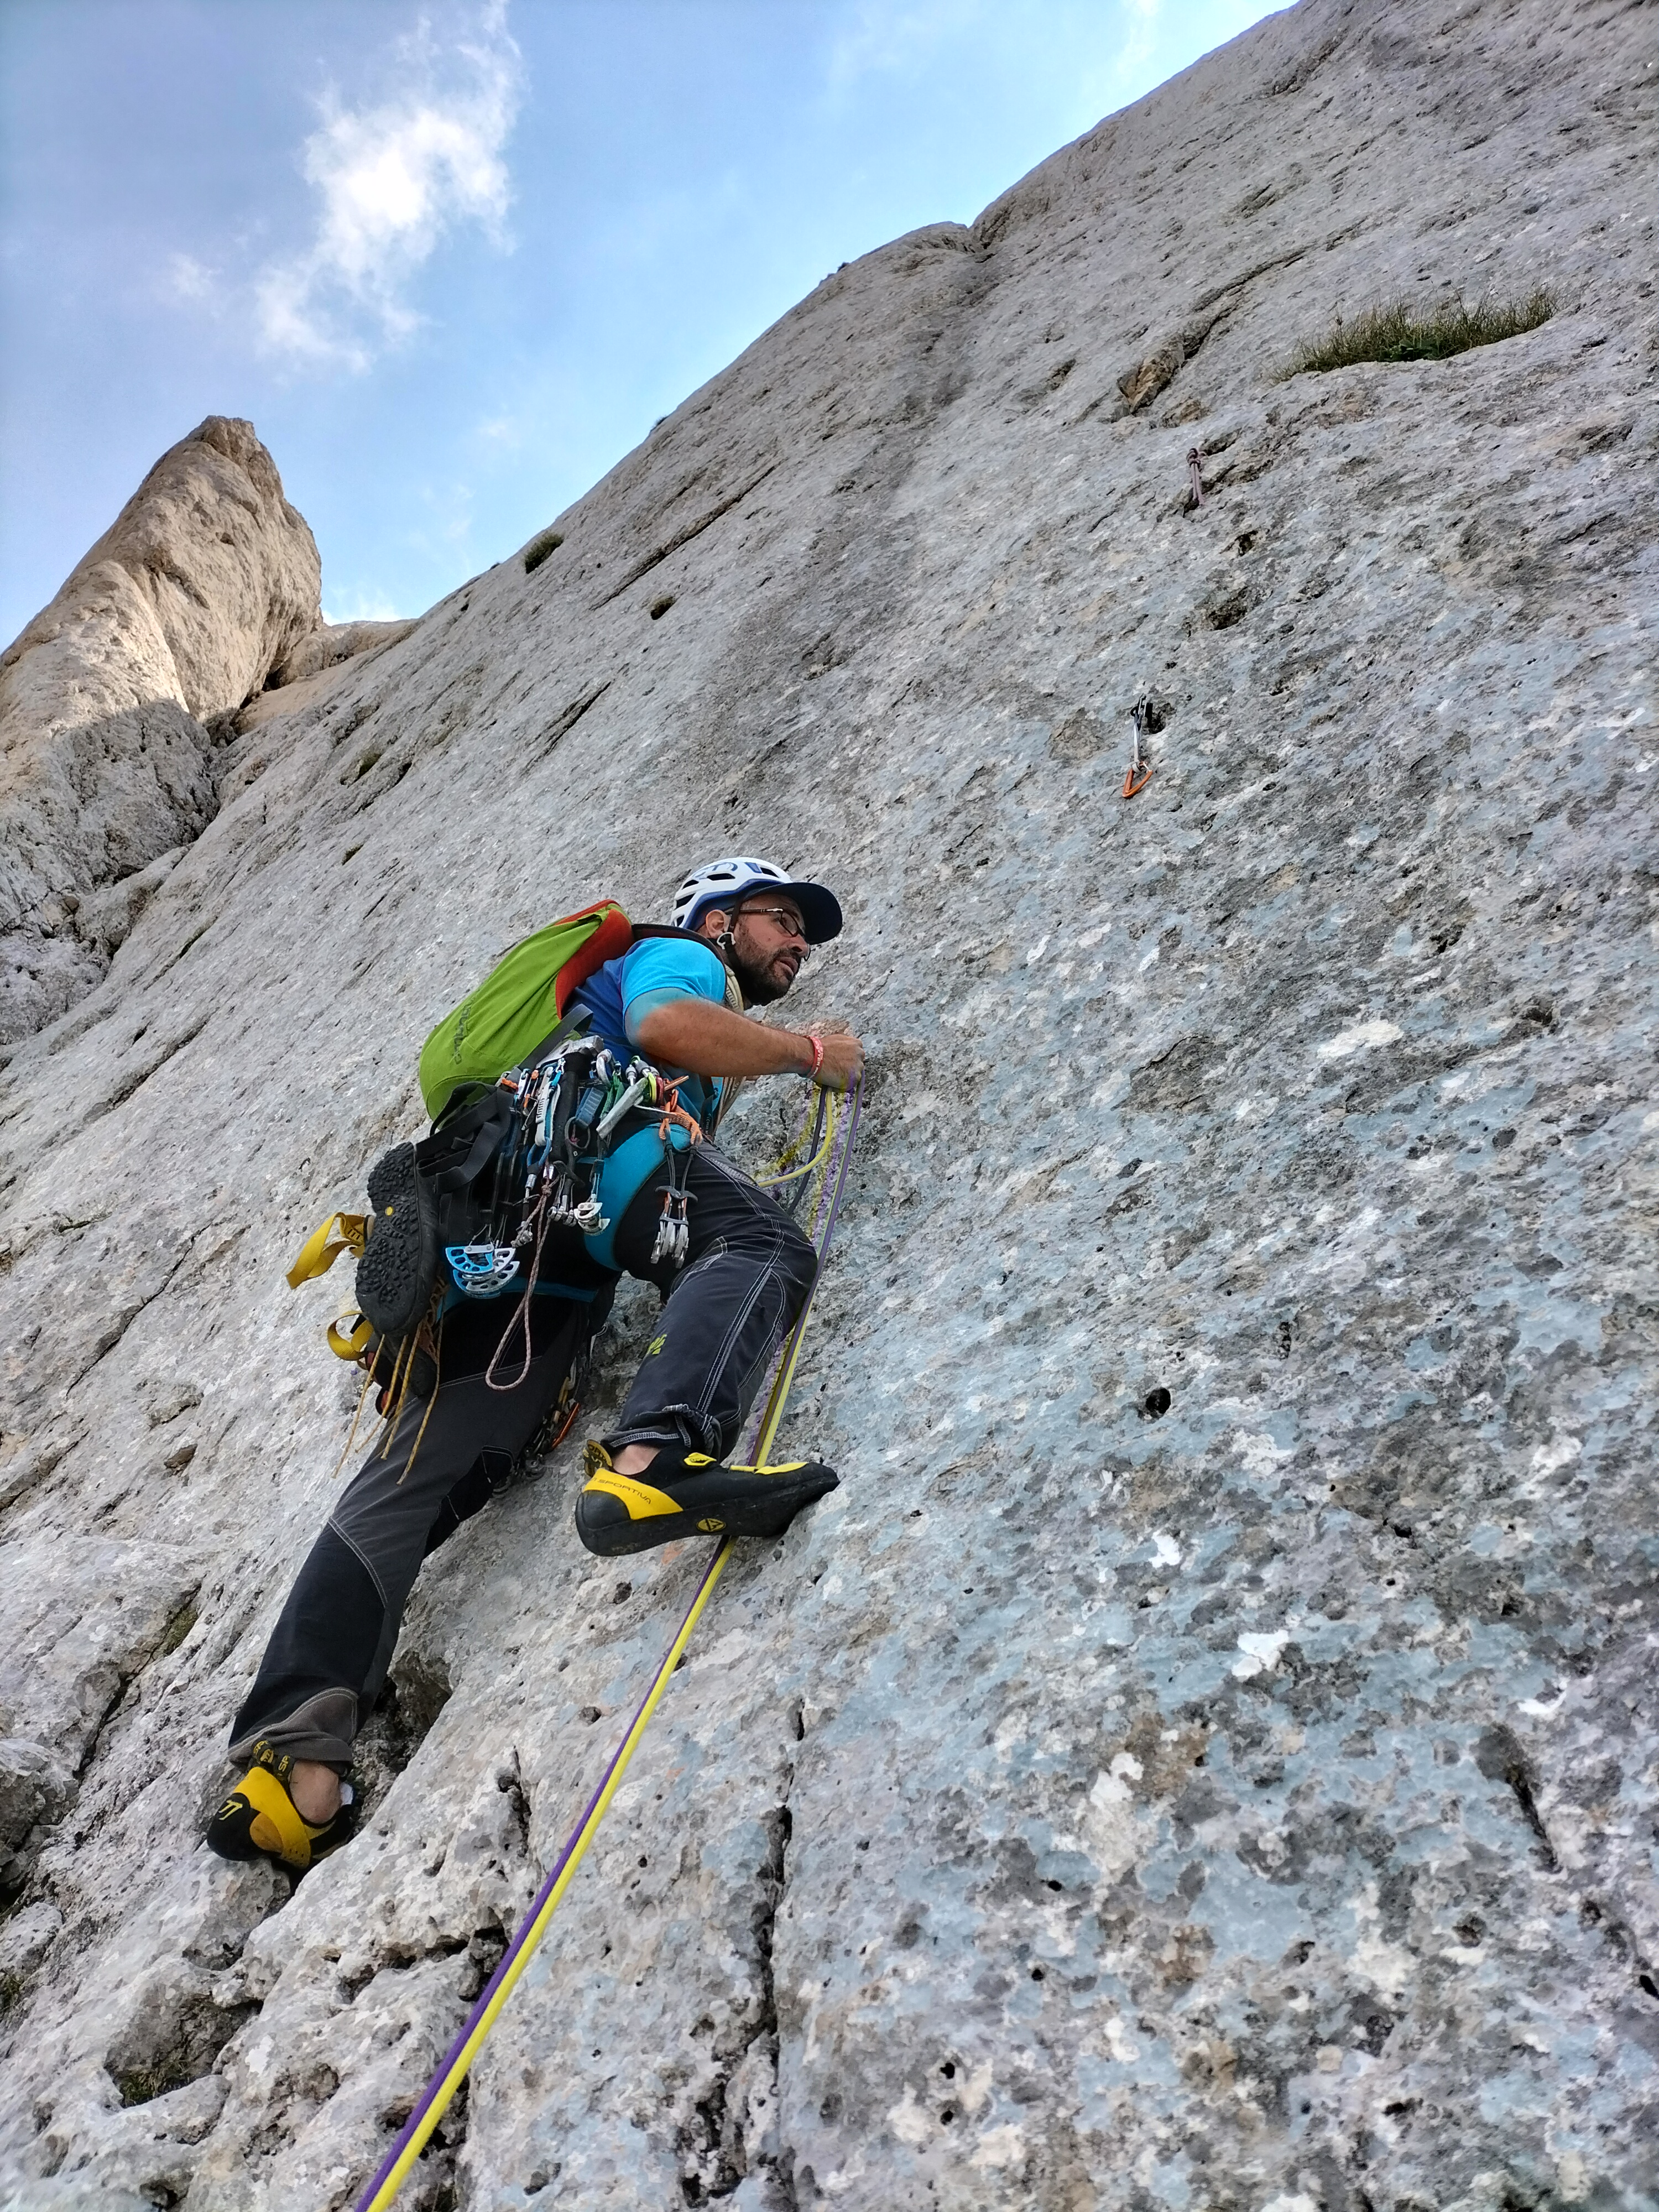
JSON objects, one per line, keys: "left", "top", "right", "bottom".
{"left": 1123, "top": 692, "right": 1156, "bottom": 799}
{"left": 287, "top": 1040, "right": 712, "bottom": 1394}
{"left": 649, "top": 1088, "right": 702, "bottom": 1268}
{"left": 354, "top": 1076, "right": 863, "bottom": 2212}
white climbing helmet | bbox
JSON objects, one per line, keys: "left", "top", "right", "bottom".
{"left": 671, "top": 856, "right": 843, "bottom": 943}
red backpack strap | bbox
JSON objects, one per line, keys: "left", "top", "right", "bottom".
{"left": 552, "top": 901, "right": 634, "bottom": 1013}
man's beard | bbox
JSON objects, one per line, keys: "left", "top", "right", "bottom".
{"left": 728, "top": 939, "right": 795, "bottom": 1006}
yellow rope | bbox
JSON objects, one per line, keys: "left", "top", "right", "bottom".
{"left": 751, "top": 1101, "right": 834, "bottom": 1188}
{"left": 359, "top": 1541, "right": 733, "bottom": 2212}
{"left": 747, "top": 1093, "right": 839, "bottom": 1459}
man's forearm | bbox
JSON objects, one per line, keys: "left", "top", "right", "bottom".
{"left": 632, "top": 999, "right": 813, "bottom": 1079}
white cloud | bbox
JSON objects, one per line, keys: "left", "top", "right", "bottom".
{"left": 1114, "top": 0, "right": 1165, "bottom": 84}
{"left": 257, "top": 2, "right": 524, "bottom": 371}
{"left": 165, "top": 252, "right": 217, "bottom": 304}
{"left": 322, "top": 588, "right": 405, "bottom": 624}
{"left": 827, "top": 1, "right": 988, "bottom": 93}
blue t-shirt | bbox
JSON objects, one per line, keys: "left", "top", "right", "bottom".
{"left": 570, "top": 936, "right": 728, "bottom": 1126}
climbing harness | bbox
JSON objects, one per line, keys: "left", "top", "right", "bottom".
{"left": 1123, "top": 693, "right": 1156, "bottom": 800}
{"left": 353, "top": 1075, "right": 862, "bottom": 2212}
{"left": 288, "top": 1035, "right": 711, "bottom": 1421}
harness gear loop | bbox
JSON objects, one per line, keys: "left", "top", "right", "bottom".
{"left": 354, "top": 1076, "right": 862, "bottom": 2212}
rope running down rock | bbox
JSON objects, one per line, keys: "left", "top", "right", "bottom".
{"left": 354, "top": 1076, "right": 863, "bottom": 2212}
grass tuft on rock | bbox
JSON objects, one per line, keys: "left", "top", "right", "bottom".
{"left": 1283, "top": 290, "right": 1553, "bottom": 377}
{"left": 523, "top": 528, "right": 564, "bottom": 575}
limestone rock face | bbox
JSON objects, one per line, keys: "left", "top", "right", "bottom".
{"left": 0, "top": 2, "right": 1655, "bottom": 2206}
{"left": 273, "top": 618, "right": 420, "bottom": 690}
{"left": 0, "top": 416, "right": 322, "bottom": 1043}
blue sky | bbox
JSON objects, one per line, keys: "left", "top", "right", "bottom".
{"left": 0, "top": 0, "right": 1281, "bottom": 645}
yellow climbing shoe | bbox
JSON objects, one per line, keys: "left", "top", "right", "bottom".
{"left": 575, "top": 1440, "right": 838, "bottom": 1557}
{"left": 205, "top": 1740, "right": 358, "bottom": 1872}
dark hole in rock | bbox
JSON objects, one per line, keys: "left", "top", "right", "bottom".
{"left": 1237, "top": 530, "right": 1257, "bottom": 552}
{"left": 1206, "top": 591, "right": 1249, "bottom": 630}
{"left": 581, "top": 1706, "right": 602, "bottom": 1725}
{"left": 1030, "top": 1966, "right": 1045, "bottom": 1981}
{"left": 940, "top": 2060, "right": 956, "bottom": 2078}
{"left": 108, "top": 1987, "right": 259, "bottom": 2107}
{"left": 649, "top": 594, "right": 675, "bottom": 619}
{"left": 523, "top": 529, "right": 564, "bottom": 574}
{"left": 1143, "top": 1387, "right": 1172, "bottom": 1418}
{"left": 352, "top": 1650, "right": 453, "bottom": 1820}
{"left": 458, "top": 1924, "right": 508, "bottom": 2002}
{"left": 159, "top": 1603, "right": 198, "bottom": 1656}
{"left": 1475, "top": 1724, "right": 1557, "bottom": 1866}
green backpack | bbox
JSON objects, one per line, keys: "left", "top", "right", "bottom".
{"left": 418, "top": 898, "right": 634, "bottom": 1120}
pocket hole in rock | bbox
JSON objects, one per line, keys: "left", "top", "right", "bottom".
{"left": 352, "top": 1650, "right": 453, "bottom": 1821}
{"left": 107, "top": 1989, "right": 259, "bottom": 2107}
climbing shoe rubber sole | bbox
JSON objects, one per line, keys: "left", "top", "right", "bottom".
{"left": 205, "top": 1740, "right": 359, "bottom": 1873}
{"left": 357, "top": 1141, "right": 439, "bottom": 1342}
{"left": 575, "top": 1442, "right": 838, "bottom": 1558}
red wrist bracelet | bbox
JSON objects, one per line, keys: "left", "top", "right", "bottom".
{"left": 802, "top": 1031, "right": 824, "bottom": 1079}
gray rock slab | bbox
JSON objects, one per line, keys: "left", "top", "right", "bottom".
{"left": 0, "top": 417, "right": 324, "bottom": 1043}
{"left": 0, "top": 0, "right": 1653, "bottom": 2204}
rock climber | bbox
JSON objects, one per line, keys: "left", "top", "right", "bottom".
{"left": 206, "top": 857, "right": 864, "bottom": 1872}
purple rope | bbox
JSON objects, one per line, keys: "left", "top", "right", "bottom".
{"left": 355, "top": 1074, "right": 863, "bottom": 2210}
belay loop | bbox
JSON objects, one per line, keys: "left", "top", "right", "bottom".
{"left": 353, "top": 1076, "right": 863, "bottom": 2212}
